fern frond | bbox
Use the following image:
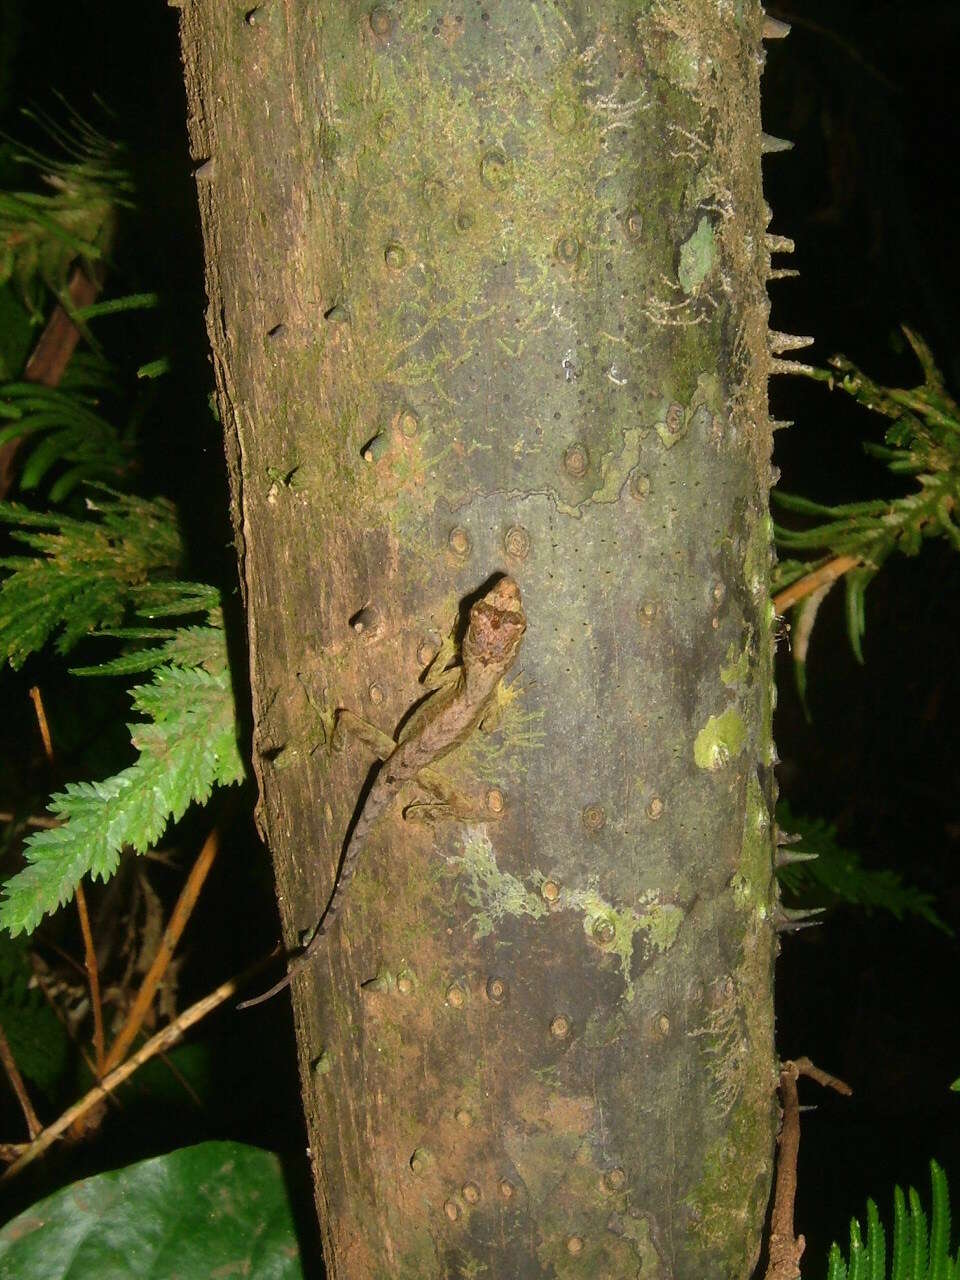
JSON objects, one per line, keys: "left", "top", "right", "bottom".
{"left": 0, "top": 490, "right": 182, "bottom": 667}
{"left": 0, "top": 106, "right": 132, "bottom": 315}
{"left": 132, "top": 580, "right": 221, "bottom": 618}
{"left": 891, "top": 1186, "right": 909, "bottom": 1280}
{"left": 773, "top": 332, "right": 960, "bottom": 682}
{"left": 828, "top": 1242, "right": 849, "bottom": 1280}
{"left": 929, "top": 1163, "right": 951, "bottom": 1280}
{"left": 909, "top": 1186, "right": 929, "bottom": 1279}
{"left": 865, "top": 1198, "right": 887, "bottom": 1280}
{"left": 0, "top": 663, "right": 243, "bottom": 936}
{"left": 70, "top": 624, "right": 225, "bottom": 677}
{"left": 0, "top": 381, "right": 136, "bottom": 499}
{"left": 826, "top": 1163, "right": 958, "bottom": 1280}
{"left": 775, "top": 803, "right": 950, "bottom": 933}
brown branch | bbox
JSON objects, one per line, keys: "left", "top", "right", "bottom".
{"left": 773, "top": 554, "right": 861, "bottom": 614}
{"left": 0, "top": 810, "right": 60, "bottom": 830}
{"left": 102, "top": 827, "right": 221, "bottom": 1075}
{"left": 792, "top": 1056, "right": 853, "bottom": 1097}
{"left": 765, "top": 1062, "right": 804, "bottom": 1280}
{"left": 75, "top": 885, "right": 105, "bottom": 1077}
{"left": 0, "top": 266, "right": 100, "bottom": 500}
{"left": 0, "top": 1021, "right": 42, "bottom": 1140}
{"left": 764, "top": 1058, "right": 853, "bottom": 1280}
{"left": 28, "top": 685, "right": 55, "bottom": 764}
{"left": 27, "top": 962, "right": 118, "bottom": 1111}
{"left": 0, "top": 954, "right": 274, "bottom": 1182}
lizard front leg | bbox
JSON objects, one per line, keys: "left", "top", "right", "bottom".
{"left": 334, "top": 708, "right": 504, "bottom": 824}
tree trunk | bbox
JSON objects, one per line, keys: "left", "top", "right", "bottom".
{"left": 177, "top": 2, "right": 781, "bottom": 1275}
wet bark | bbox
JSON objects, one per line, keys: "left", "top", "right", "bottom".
{"left": 178, "top": 2, "right": 782, "bottom": 1276}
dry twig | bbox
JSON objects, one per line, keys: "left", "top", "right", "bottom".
{"left": 773, "top": 555, "right": 861, "bottom": 614}
{"left": 0, "top": 1021, "right": 42, "bottom": 1140}
{"left": 102, "top": 827, "right": 221, "bottom": 1075}
{"left": 1, "top": 955, "right": 273, "bottom": 1182}
{"left": 764, "top": 1058, "right": 853, "bottom": 1280}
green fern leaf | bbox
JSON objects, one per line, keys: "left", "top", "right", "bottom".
{"left": 775, "top": 802, "right": 950, "bottom": 933}
{"left": 132, "top": 580, "right": 221, "bottom": 617}
{"left": 828, "top": 1243, "right": 850, "bottom": 1280}
{"left": 848, "top": 1218, "right": 867, "bottom": 1280}
{"left": 774, "top": 333, "right": 960, "bottom": 681}
{"left": 827, "top": 1164, "right": 957, "bottom": 1280}
{"left": 930, "top": 1162, "right": 951, "bottom": 1280}
{"left": 0, "top": 492, "right": 182, "bottom": 668}
{"left": 0, "top": 106, "right": 132, "bottom": 315}
{"left": 865, "top": 1198, "right": 886, "bottom": 1280}
{"left": 844, "top": 568, "right": 873, "bottom": 665}
{"left": 909, "top": 1186, "right": 929, "bottom": 1279}
{"left": 70, "top": 624, "right": 226, "bottom": 677}
{"left": 0, "top": 382, "right": 134, "bottom": 498}
{"left": 891, "top": 1186, "right": 909, "bottom": 1280}
{"left": 0, "top": 664, "right": 243, "bottom": 936}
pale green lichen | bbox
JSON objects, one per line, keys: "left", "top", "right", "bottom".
{"left": 694, "top": 707, "right": 747, "bottom": 770}
{"left": 720, "top": 636, "right": 751, "bottom": 687}
{"left": 449, "top": 829, "right": 547, "bottom": 939}
{"left": 450, "top": 839, "right": 682, "bottom": 1001}
{"left": 564, "top": 886, "right": 684, "bottom": 1001}
{"left": 589, "top": 424, "right": 649, "bottom": 503}
{"left": 678, "top": 215, "right": 716, "bottom": 294}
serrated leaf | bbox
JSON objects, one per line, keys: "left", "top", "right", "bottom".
{"left": 910, "top": 1185, "right": 929, "bottom": 1278}
{"left": 891, "top": 1185, "right": 909, "bottom": 1280}
{"left": 931, "top": 1161, "right": 951, "bottom": 1280}
{"left": 0, "top": 493, "right": 182, "bottom": 668}
{"left": 775, "top": 801, "right": 950, "bottom": 932}
{"left": 70, "top": 624, "right": 227, "bottom": 677}
{"left": 132, "top": 579, "right": 221, "bottom": 617}
{"left": 864, "top": 1198, "right": 885, "bottom": 1280}
{"left": 826, "top": 1242, "right": 848, "bottom": 1280}
{"left": 792, "top": 581, "right": 834, "bottom": 716}
{"left": 775, "top": 334, "right": 960, "bottom": 682}
{"left": 0, "top": 664, "right": 243, "bottom": 935}
{"left": 826, "top": 1164, "right": 958, "bottom": 1280}
{"left": 0, "top": 1142, "right": 304, "bottom": 1280}
{"left": 844, "top": 568, "right": 870, "bottom": 664}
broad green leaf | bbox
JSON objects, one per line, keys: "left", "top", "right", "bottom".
{"left": 0, "top": 1142, "right": 304, "bottom": 1280}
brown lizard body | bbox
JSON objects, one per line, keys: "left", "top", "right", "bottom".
{"left": 239, "top": 577, "right": 526, "bottom": 1008}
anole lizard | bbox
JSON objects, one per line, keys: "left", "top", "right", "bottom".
{"left": 239, "top": 576, "right": 526, "bottom": 1008}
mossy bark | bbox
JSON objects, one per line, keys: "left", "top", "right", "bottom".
{"left": 178, "top": 1, "right": 782, "bottom": 1276}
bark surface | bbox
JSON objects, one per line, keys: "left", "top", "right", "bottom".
{"left": 178, "top": 2, "right": 782, "bottom": 1276}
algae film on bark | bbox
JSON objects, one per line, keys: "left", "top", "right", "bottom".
{"left": 178, "top": 1, "right": 786, "bottom": 1276}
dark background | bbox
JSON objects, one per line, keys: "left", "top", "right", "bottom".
{"left": 0, "top": 2, "right": 958, "bottom": 1275}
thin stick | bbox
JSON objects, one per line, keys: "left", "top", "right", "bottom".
{"left": 28, "top": 686, "right": 55, "bottom": 763}
{"left": 765, "top": 1062, "right": 804, "bottom": 1280}
{"left": 1, "top": 956, "right": 272, "bottom": 1181}
{"left": 75, "top": 885, "right": 105, "bottom": 1077}
{"left": 793, "top": 1056, "right": 852, "bottom": 1096}
{"left": 28, "top": 962, "right": 115, "bottom": 1110}
{"left": 764, "top": 1059, "right": 852, "bottom": 1280}
{"left": 29, "top": 685, "right": 107, "bottom": 1078}
{"left": 773, "top": 555, "right": 860, "bottom": 614}
{"left": 0, "top": 811, "right": 60, "bottom": 830}
{"left": 0, "top": 1021, "right": 42, "bottom": 1140}
{"left": 102, "top": 827, "right": 221, "bottom": 1075}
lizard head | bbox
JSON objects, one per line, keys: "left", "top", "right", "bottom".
{"left": 463, "top": 576, "right": 526, "bottom": 670}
